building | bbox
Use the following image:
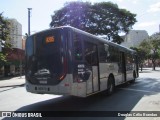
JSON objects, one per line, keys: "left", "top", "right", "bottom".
{"left": 1, "top": 19, "right": 24, "bottom": 77}
{"left": 8, "top": 19, "right": 22, "bottom": 49}
{"left": 121, "top": 30, "right": 149, "bottom": 48}
{"left": 22, "top": 36, "right": 26, "bottom": 50}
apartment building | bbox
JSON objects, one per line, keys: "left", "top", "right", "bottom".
{"left": 1, "top": 19, "right": 23, "bottom": 77}
{"left": 121, "top": 30, "right": 149, "bottom": 48}
{"left": 8, "top": 19, "right": 22, "bottom": 49}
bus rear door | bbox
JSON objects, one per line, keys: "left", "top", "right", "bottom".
{"left": 84, "top": 42, "right": 99, "bottom": 94}
{"left": 121, "top": 52, "right": 127, "bottom": 83}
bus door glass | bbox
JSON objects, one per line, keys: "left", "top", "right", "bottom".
{"left": 120, "top": 52, "right": 126, "bottom": 82}
{"left": 73, "top": 33, "right": 84, "bottom": 83}
{"left": 84, "top": 42, "right": 99, "bottom": 94}
{"left": 126, "top": 54, "right": 134, "bottom": 81}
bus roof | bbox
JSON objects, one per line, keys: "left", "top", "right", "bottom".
{"left": 59, "top": 26, "right": 136, "bottom": 54}
{"left": 31, "top": 26, "right": 136, "bottom": 55}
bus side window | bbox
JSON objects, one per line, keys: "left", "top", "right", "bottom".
{"left": 108, "top": 46, "right": 119, "bottom": 62}
{"left": 99, "top": 44, "right": 108, "bottom": 63}
{"left": 74, "top": 34, "right": 83, "bottom": 60}
{"left": 84, "top": 42, "right": 98, "bottom": 66}
{"left": 126, "top": 54, "right": 134, "bottom": 70}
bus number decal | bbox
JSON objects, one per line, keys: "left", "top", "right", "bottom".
{"left": 78, "top": 64, "right": 85, "bottom": 74}
{"left": 78, "top": 64, "right": 85, "bottom": 68}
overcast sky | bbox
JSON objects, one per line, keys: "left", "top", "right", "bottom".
{"left": 1, "top": 0, "right": 160, "bottom": 36}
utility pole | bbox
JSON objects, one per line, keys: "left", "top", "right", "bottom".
{"left": 28, "top": 8, "right": 32, "bottom": 36}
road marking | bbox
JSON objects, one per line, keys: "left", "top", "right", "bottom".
{"left": 119, "top": 88, "right": 159, "bottom": 94}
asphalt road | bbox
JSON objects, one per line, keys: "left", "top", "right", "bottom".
{"left": 0, "top": 68, "right": 160, "bottom": 120}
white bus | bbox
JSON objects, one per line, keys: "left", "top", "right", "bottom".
{"left": 25, "top": 26, "right": 139, "bottom": 97}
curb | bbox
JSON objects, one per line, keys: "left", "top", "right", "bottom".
{"left": 0, "top": 84, "right": 25, "bottom": 88}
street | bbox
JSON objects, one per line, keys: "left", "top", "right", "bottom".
{"left": 0, "top": 68, "right": 160, "bottom": 120}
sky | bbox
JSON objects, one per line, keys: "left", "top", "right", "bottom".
{"left": 0, "top": 0, "right": 160, "bottom": 36}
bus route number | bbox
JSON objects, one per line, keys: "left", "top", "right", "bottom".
{"left": 46, "top": 36, "right": 54, "bottom": 43}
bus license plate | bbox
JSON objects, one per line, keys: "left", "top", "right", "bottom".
{"left": 37, "top": 86, "right": 48, "bottom": 91}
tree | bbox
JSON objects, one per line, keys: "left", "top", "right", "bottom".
{"left": 139, "top": 33, "right": 160, "bottom": 70}
{"left": 130, "top": 47, "right": 147, "bottom": 71}
{"left": 50, "top": 1, "right": 137, "bottom": 44}
{"left": 148, "top": 33, "right": 160, "bottom": 70}
{"left": 0, "top": 13, "right": 11, "bottom": 67}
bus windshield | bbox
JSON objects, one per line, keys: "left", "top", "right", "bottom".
{"left": 25, "top": 30, "right": 66, "bottom": 85}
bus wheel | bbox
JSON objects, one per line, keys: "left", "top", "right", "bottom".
{"left": 107, "top": 76, "right": 115, "bottom": 95}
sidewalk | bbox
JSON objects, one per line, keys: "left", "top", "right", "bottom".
{"left": 139, "top": 67, "right": 160, "bottom": 71}
{"left": 0, "top": 75, "right": 25, "bottom": 88}
{"left": 125, "top": 67, "right": 160, "bottom": 120}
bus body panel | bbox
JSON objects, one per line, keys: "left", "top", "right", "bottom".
{"left": 26, "top": 74, "right": 73, "bottom": 95}
{"left": 99, "top": 63, "right": 108, "bottom": 91}
{"left": 86, "top": 70, "right": 93, "bottom": 94}
{"left": 71, "top": 82, "right": 86, "bottom": 97}
{"left": 26, "top": 73, "right": 90, "bottom": 97}
{"left": 92, "top": 66, "right": 99, "bottom": 92}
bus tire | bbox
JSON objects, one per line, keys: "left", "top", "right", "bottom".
{"left": 107, "top": 76, "right": 115, "bottom": 95}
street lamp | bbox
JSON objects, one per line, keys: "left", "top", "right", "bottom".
{"left": 28, "top": 8, "right": 32, "bottom": 36}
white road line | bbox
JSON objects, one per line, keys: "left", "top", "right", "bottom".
{"left": 119, "top": 88, "right": 159, "bottom": 94}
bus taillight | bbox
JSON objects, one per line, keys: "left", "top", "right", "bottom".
{"left": 59, "top": 74, "right": 66, "bottom": 80}
{"left": 59, "top": 58, "right": 67, "bottom": 80}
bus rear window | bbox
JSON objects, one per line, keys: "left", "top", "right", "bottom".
{"left": 26, "top": 36, "right": 34, "bottom": 57}
{"left": 25, "top": 30, "right": 67, "bottom": 85}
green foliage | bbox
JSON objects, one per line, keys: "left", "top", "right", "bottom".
{"left": 139, "top": 32, "right": 160, "bottom": 70}
{"left": 158, "top": 48, "right": 160, "bottom": 56}
{"left": 51, "top": 1, "right": 91, "bottom": 29}
{"left": 139, "top": 40, "right": 150, "bottom": 56}
{"left": 143, "top": 33, "right": 160, "bottom": 59}
{"left": 0, "top": 52, "right": 7, "bottom": 66}
{"left": 130, "top": 46, "right": 147, "bottom": 70}
{"left": 0, "top": 13, "right": 11, "bottom": 67}
{"left": 50, "top": 1, "right": 137, "bottom": 44}
{"left": 0, "top": 13, "right": 10, "bottom": 43}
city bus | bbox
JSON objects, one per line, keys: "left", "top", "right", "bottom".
{"left": 25, "top": 26, "right": 139, "bottom": 97}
